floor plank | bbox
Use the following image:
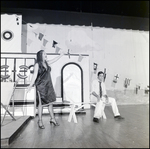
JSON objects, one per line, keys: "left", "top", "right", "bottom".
{"left": 1, "top": 104, "right": 149, "bottom": 148}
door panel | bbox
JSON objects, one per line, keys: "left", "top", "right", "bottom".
{"left": 63, "top": 64, "right": 82, "bottom": 106}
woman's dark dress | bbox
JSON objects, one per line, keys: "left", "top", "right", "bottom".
{"left": 35, "top": 62, "right": 56, "bottom": 107}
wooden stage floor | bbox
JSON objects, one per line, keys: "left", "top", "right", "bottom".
{"left": 1, "top": 116, "right": 31, "bottom": 146}
{"left": 1, "top": 104, "right": 149, "bottom": 148}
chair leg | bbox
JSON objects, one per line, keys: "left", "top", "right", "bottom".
{"left": 68, "top": 104, "right": 77, "bottom": 123}
{"left": 102, "top": 104, "right": 107, "bottom": 119}
{"left": 1, "top": 103, "right": 16, "bottom": 125}
{"left": 102, "top": 111, "right": 107, "bottom": 119}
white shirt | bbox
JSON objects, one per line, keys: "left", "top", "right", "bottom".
{"left": 91, "top": 79, "right": 107, "bottom": 97}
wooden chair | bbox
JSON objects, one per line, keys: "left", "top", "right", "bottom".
{"left": 37, "top": 90, "right": 78, "bottom": 123}
{"left": 90, "top": 102, "right": 107, "bottom": 119}
{"left": 90, "top": 93, "right": 110, "bottom": 119}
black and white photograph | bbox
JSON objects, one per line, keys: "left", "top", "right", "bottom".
{"left": 1, "top": 1, "right": 149, "bottom": 148}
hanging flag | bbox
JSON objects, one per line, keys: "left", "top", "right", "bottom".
{"left": 113, "top": 74, "right": 119, "bottom": 83}
{"left": 68, "top": 49, "right": 70, "bottom": 59}
{"left": 52, "top": 40, "right": 58, "bottom": 48}
{"left": 33, "top": 31, "right": 38, "bottom": 37}
{"left": 28, "top": 23, "right": 38, "bottom": 30}
{"left": 38, "top": 33, "right": 44, "bottom": 41}
{"left": 124, "top": 78, "right": 129, "bottom": 88}
{"left": 93, "top": 63, "right": 97, "bottom": 70}
{"left": 27, "top": 38, "right": 33, "bottom": 46}
{"left": 55, "top": 46, "right": 61, "bottom": 53}
{"left": 135, "top": 85, "right": 140, "bottom": 94}
{"left": 40, "top": 45, "right": 46, "bottom": 50}
{"left": 93, "top": 63, "right": 98, "bottom": 74}
{"left": 43, "top": 39, "right": 48, "bottom": 47}
{"left": 127, "top": 79, "right": 131, "bottom": 85}
{"left": 78, "top": 54, "right": 83, "bottom": 62}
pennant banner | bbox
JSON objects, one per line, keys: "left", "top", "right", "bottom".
{"left": 38, "top": 33, "right": 44, "bottom": 40}
{"left": 52, "top": 40, "right": 58, "bottom": 48}
{"left": 55, "top": 46, "right": 61, "bottom": 53}
{"left": 43, "top": 39, "right": 48, "bottom": 47}
{"left": 33, "top": 32, "right": 38, "bottom": 37}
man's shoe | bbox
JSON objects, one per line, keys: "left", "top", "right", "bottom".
{"left": 114, "top": 115, "right": 124, "bottom": 120}
{"left": 93, "top": 117, "right": 99, "bottom": 123}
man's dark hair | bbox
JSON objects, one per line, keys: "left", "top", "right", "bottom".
{"left": 97, "top": 71, "right": 104, "bottom": 77}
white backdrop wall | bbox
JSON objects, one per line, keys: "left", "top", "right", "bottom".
{"left": 22, "top": 24, "right": 149, "bottom": 92}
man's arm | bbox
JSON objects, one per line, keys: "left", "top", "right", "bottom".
{"left": 92, "top": 91, "right": 101, "bottom": 102}
{"left": 102, "top": 83, "right": 109, "bottom": 102}
{"left": 92, "top": 91, "right": 99, "bottom": 98}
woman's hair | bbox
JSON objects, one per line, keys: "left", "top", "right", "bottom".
{"left": 36, "top": 50, "right": 48, "bottom": 74}
{"left": 36, "top": 50, "right": 44, "bottom": 62}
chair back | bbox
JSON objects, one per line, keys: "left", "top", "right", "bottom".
{"left": 1, "top": 82, "right": 15, "bottom": 106}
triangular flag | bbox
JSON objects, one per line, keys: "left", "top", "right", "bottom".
{"left": 27, "top": 38, "right": 33, "bottom": 46}
{"left": 43, "top": 39, "right": 48, "bottom": 47}
{"left": 78, "top": 54, "right": 83, "bottom": 62}
{"left": 29, "top": 24, "right": 38, "bottom": 30}
{"left": 40, "top": 45, "right": 46, "bottom": 50}
{"left": 38, "top": 33, "right": 44, "bottom": 41}
{"left": 55, "top": 46, "right": 61, "bottom": 53}
{"left": 33, "top": 32, "right": 38, "bottom": 37}
{"left": 52, "top": 40, "right": 58, "bottom": 48}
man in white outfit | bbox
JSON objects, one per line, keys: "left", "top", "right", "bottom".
{"left": 91, "top": 71, "right": 124, "bottom": 123}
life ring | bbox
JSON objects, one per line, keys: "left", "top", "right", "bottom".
{"left": 2, "top": 30, "right": 14, "bottom": 41}
{"left": 1, "top": 65, "right": 12, "bottom": 79}
{"left": 16, "top": 65, "right": 30, "bottom": 79}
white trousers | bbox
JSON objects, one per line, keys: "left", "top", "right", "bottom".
{"left": 94, "top": 97, "right": 120, "bottom": 119}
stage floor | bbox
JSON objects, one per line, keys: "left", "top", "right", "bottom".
{"left": 1, "top": 104, "right": 149, "bottom": 148}
{"left": 1, "top": 109, "right": 85, "bottom": 147}
{"left": 1, "top": 116, "right": 31, "bottom": 146}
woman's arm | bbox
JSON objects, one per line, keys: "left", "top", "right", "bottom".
{"left": 46, "top": 50, "right": 65, "bottom": 66}
{"left": 27, "top": 63, "right": 38, "bottom": 92}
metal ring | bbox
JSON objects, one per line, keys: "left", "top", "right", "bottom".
{"left": 1, "top": 65, "right": 12, "bottom": 79}
{"left": 16, "top": 65, "right": 30, "bottom": 79}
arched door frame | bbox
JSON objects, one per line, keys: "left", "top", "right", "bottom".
{"left": 61, "top": 62, "right": 83, "bottom": 102}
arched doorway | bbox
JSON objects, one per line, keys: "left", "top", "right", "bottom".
{"left": 61, "top": 62, "right": 83, "bottom": 105}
